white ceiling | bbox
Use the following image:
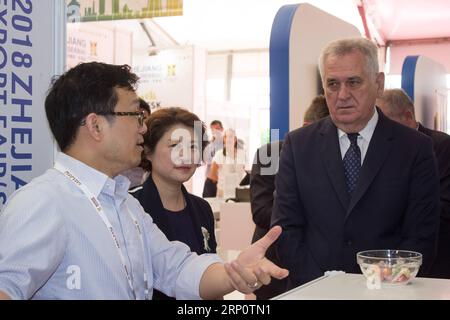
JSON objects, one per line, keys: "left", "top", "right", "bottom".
{"left": 151, "top": 0, "right": 364, "bottom": 51}
{"left": 362, "top": 0, "right": 450, "bottom": 41}
{"left": 92, "top": 0, "right": 363, "bottom": 52}
{"left": 94, "top": 0, "right": 450, "bottom": 52}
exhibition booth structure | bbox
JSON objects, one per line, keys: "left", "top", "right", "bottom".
{"left": 1, "top": 1, "right": 450, "bottom": 301}
{"left": 2, "top": 1, "right": 449, "bottom": 205}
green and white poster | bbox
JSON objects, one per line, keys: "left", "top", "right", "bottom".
{"left": 67, "top": 0, "right": 183, "bottom": 22}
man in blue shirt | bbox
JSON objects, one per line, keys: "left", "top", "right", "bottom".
{"left": 0, "top": 62, "right": 288, "bottom": 300}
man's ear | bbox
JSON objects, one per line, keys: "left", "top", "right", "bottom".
{"left": 404, "top": 110, "right": 415, "bottom": 121}
{"left": 375, "top": 72, "right": 385, "bottom": 97}
{"left": 84, "top": 113, "right": 103, "bottom": 141}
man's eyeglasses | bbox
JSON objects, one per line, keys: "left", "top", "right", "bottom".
{"left": 99, "top": 111, "right": 146, "bottom": 126}
{"left": 80, "top": 111, "right": 145, "bottom": 127}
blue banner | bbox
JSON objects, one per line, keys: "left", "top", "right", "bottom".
{"left": 0, "top": 0, "right": 63, "bottom": 208}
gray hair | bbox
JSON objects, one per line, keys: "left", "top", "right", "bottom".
{"left": 319, "top": 38, "right": 379, "bottom": 79}
{"left": 377, "top": 88, "right": 415, "bottom": 116}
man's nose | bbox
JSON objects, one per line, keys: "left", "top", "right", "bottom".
{"left": 337, "top": 84, "right": 350, "bottom": 99}
{"left": 139, "top": 122, "right": 147, "bottom": 134}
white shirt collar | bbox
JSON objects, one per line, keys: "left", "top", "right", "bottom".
{"left": 55, "top": 152, "right": 130, "bottom": 199}
{"left": 337, "top": 107, "right": 379, "bottom": 141}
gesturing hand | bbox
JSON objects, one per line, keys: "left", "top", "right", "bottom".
{"left": 224, "top": 226, "right": 289, "bottom": 294}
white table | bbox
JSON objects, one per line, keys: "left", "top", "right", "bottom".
{"left": 273, "top": 273, "right": 450, "bottom": 300}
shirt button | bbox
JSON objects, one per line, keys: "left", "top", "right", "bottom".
{"left": 345, "top": 240, "right": 353, "bottom": 246}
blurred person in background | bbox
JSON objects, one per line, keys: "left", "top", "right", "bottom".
{"left": 377, "top": 88, "right": 450, "bottom": 279}
{"left": 303, "top": 95, "right": 330, "bottom": 126}
{"left": 202, "top": 120, "right": 224, "bottom": 197}
{"left": 208, "top": 128, "right": 246, "bottom": 199}
{"left": 250, "top": 94, "right": 329, "bottom": 299}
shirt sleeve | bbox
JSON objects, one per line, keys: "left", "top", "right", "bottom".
{"left": 0, "top": 184, "right": 68, "bottom": 299}
{"left": 135, "top": 200, "right": 222, "bottom": 300}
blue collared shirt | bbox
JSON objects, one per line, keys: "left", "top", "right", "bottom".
{"left": 0, "top": 152, "right": 221, "bottom": 300}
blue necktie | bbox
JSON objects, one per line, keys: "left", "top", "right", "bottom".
{"left": 343, "top": 133, "right": 361, "bottom": 195}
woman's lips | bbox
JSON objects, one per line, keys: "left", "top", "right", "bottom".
{"left": 175, "top": 166, "right": 191, "bottom": 170}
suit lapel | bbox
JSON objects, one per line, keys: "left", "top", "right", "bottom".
{"left": 143, "top": 176, "right": 173, "bottom": 239}
{"left": 181, "top": 185, "right": 208, "bottom": 253}
{"left": 346, "top": 110, "right": 394, "bottom": 217}
{"left": 320, "top": 118, "right": 350, "bottom": 211}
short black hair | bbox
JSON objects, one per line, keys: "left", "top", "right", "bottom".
{"left": 45, "top": 62, "right": 139, "bottom": 151}
{"left": 139, "top": 98, "right": 150, "bottom": 114}
{"left": 210, "top": 120, "right": 223, "bottom": 128}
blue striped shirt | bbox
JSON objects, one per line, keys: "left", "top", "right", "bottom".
{"left": 0, "top": 152, "right": 221, "bottom": 300}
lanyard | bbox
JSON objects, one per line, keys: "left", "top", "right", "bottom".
{"left": 54, "top": 162, "right": 150, "bottom": 300}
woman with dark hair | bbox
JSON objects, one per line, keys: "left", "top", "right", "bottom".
{"left": 208, "top": 128, "right": 246, "bottom": 199}
{"left": 131, "top": 107, "right": 218, "bottom": 300}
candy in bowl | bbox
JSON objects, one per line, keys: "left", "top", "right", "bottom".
{"left": 356, "top": 250, "right": 422, "bottom": 289}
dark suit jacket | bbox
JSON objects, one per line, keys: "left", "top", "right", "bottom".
{"left": 250, "top": 141, "right": 287, "bottom": 299}
{"left": 419, "top": 124, "right": 450, "bottom": 278}
{"left": 271, "top": 110, "right": 440, "bottom": 288}
{"left": 251, "top": 141, "right": 284, "bottom": 241}
{"left": 131, "top": 176, "right": 217, "bottom": 299}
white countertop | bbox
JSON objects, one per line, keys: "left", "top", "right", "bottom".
{"left": 274, "top": 273, "right": 450, "bottom": 300}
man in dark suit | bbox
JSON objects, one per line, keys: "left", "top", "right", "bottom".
{"left": 271, "top": 38, "right": 440, "bottom": 289}
{"left": 377, "top": 88, "right": 450, "bottom": 279}
{"left": 250, "top": 95, "right": 329, "bottom": 299}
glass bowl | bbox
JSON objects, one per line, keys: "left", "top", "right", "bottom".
{"left": 357, "top": 250, "right": 422, "bottom": 286}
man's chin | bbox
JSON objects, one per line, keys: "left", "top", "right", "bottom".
{"left": 130, "top": 158, "right": 141, "bottom": 168}
{"left": 334, "top": 113, "right": 358, "bottom": 124}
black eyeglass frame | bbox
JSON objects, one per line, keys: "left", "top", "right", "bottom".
{"left": 80, "top": 111, "right": 145, "bottom": 127}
